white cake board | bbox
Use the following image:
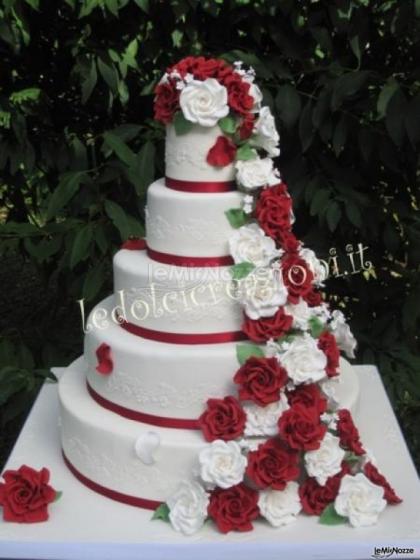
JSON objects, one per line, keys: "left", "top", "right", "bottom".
{"left": 0, "top": 365, "right": 419, "bottom": 560}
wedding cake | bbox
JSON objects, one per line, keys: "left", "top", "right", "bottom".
{"left": 57, "top": 56, "right": 401, "bottom": 534}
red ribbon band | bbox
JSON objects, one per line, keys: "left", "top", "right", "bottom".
{"left": 147, "top": 247, "right": 234, "bottom": 267}
{"left": 119, "top": 319, "right": 247, "bottom": 345}
{"left": 165, "top": 176, "right": 236, "bottom": 193}
{"left": 63, "top": 451, "right": 163, "bottom": 510}
{"left": 87, "top": 381, "right": 200, "bottom": 429}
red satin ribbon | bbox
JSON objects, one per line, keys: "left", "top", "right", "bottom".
{"left": 87, "top": 382, "right": 200, "bottom": 429}
{"left": 147, "top": 246, "right": 234, "bottom": 267}
{"left": 165, "top": 176, "right": 236, "bottom": 193}
{"left": 62, "top": 451, "right": 163, "bottom": 510}
{"left": 119, "top": 319, "right": 247, "bottom": 345}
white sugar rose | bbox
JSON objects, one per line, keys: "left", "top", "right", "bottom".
{"left": 278, "top": 332, "right": 327, "bottom": 384}
{"left": 320, "top": 377, "right": 340, "bottom": 410}
{"left": 252, "top": 106, "right": 280, "bottom": 157}
{"left": 244, "top": 394, "right": 289, "bottom": 437}
{"left": 304, "top": 432, "right": 346, "bottom": 486}
{"left": 334, "top": 473, "right": 386, "bottom": 527}
{"left": 284, "top": 299, "right": 312, "bottom": 331}
{"left": 235, "top": 156, "right": 280, "bottom": 191}
{"left": 299, "top": 247, "right": 328, "bottom": 287}
{"left": 249, "top": 82, "right": 263, "bottom": 113}
{"left": 167, "top": 481, "right": 209, "bottom": 535}
{"left": 229, "top": 223, "right": 282, "bottom": 267}
{"left": 179, "top": 78, "right": 229, "bottom": 127}
{"left": 329, "top": 310, "right": 357, "bottom": 359}
{"left": 198, "top": 440, "right": 247, "bottom": 490}
{"left": 239, "top": 267, "right": 288, "bottom": 319}
{"left": 258, "top": 482, "right": 302, "bottom": 527}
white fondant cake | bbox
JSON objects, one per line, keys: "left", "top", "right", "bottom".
{"left": 60, "top": 356, "right": 359, "bottom": 504}
{"left": 57, "top": 56, "right": 400, "bottom": 535}
{"left": 146, "top": 178, "right": 243, "bottom": 257}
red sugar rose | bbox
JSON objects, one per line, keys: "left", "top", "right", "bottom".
{"left": 364, "top": 462, "right": 402, "bottom": 504}
{"left": 224, "top": 73, "right": 255, "bottom": 115}
{"left": 206, "top": 136, "right": 237, "bottom": 167}
{"left": 239, "top": 113, "right": 255, "bottom": 140}
{"left": 198, "top": 396, "right": 246, "bottom": 442}
{"left": 0, "top": 465, "right": 56, "bottom": 523}
{"left": 153, "top": 81, "right": 179, "bottom": 124}
{"left": 278, "top": 404, "right": 327, "bottom": 451}
{"left": 281, "top": 253, "right": 314, "bottom": 304}
{"left": 208, "top": 482, "right": 259, "bottom": 533}
{"left": 286, "top": 383, "right": 328, "bottom": 415}
{"left": 277, "top": 230, "right": 300, "bottom": 253}
{"left": 242, "top": 307, "right": 293, "bottom": 343}
{"left": 299, "top": 463, "right": 352, "bottom": 515}
{"left": 121, "top": 238, "right": 147, "bottom": 251}
{"left": 246, "top": 438, "right": 300, "bottom": 490}
{"left": 318, "top": 331, "right": 340, "bottom": 377}
{"left": 256, "top": 183, "right": 293, "bottom": 244}
{"left": 304, "top": 288, "right": 323, "bottom": 307}
{"left": 336, "top": 409, "right": 365, "bottom": 455}
{"left": 234, "top": 356, "right": 288, "bottom": 406}
{"left": 95, "top": 343, "right": 113, "bottom": 375}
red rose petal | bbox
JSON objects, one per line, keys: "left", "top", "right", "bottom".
{"left": 206, "top": 136, "right": 237, "bottom": 167}
{"left": 95, "top": 343, "right": 113, "bottom": 375}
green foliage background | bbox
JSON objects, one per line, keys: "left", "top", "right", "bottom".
{"left": 0, "top": 0, "right": 419, "bottom": 469}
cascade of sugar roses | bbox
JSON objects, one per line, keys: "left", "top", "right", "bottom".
{"left": 151, "top": 56, "right": 402, "bottom": 536}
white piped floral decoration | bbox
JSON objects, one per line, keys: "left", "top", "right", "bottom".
{"left": 252, "top": 106, "right": 280, "bottom": 157}
{"left": 329, "top": 310, "right": 357, "bottom": 359}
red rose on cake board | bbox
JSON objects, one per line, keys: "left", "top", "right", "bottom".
{"left": 0, "top": 465, "right": 58, "bottom": 523}
{"left": 299, "top": 463, "right": 351, "bottom": 515}
{"left": 278, "top": 404, "right": 327, "bottom": 451}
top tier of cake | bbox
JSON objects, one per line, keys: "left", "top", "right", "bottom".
{"left": 165, "top": 123, "right": 236, "bottom": 182}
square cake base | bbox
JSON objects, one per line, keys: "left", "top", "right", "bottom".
{"left": 0, "top": 365, "right": 419, "bottom": 560}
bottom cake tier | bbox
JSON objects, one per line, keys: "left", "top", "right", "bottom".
{"left": 58, "top": 356, "right": 360, "bottom": 507}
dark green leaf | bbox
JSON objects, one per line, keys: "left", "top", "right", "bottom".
{"left": 299, "top": 100, "right": 314, "bottom": 152}
{"left": 231, "top": 262, "right": 255, "bottom": 280}
{"left": 275, "top": 84, "right": 301, "bottom": 128}
{"left": 319, "top": 503, "right": 346, "bottom": 525}
{"left": 97, "top": 58, "right": 119, "bottom": 93}
{"left": 385, "top": 88, "right": 407, "bottom": 146}
{"left": 404, "top": 94, "right": 420, "bottom": 146}
{"left": 83, "top": 262, "right": 106, "bottom": 301}
{"left": 377, "top": 79, "right": 399, "bottom": 119}
{"left": 173, "top": 111, "right": 194, "bottom": 135}
{"left": 103, "top": 131, "right": 135, "bottom": 166}
{"left": 225, "top": 208, "right": 249, "bottom": 229}
{"left": 127, "top": 141, "right": 155, "bottom": 195}
{"left": 345, "top": 201, "right": 362, "bottom": 228}
{"left": 236, "top": 144, "right": 257, "bottom": 161}
{"left": 81, "top": 58, "right": 98, "bottom": 104}
{"left": 332, "top": 116, "right": 348, "bottom": 156}
{"left": 326, "top": 201, "right": 342, "bottom": 232}
{"left": 70, "top": 225, "right": 93, "bottom": 269}
{"left": 331, "top": 71, "right": 369, "bottom": 110}
{"left": 151, "top": 503, "right": 170, "bottom": 521}
{"left": 310, "top": 189, "right": 331, "bottom": 217}
{"left": 105, "top": 200, "right": 131, "bottom": 240}
{"left": 46, "top": 172, "right": 85, "bottom": 220}
{"left": 236, "top": 344, "right": 265, "bottom": 365}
